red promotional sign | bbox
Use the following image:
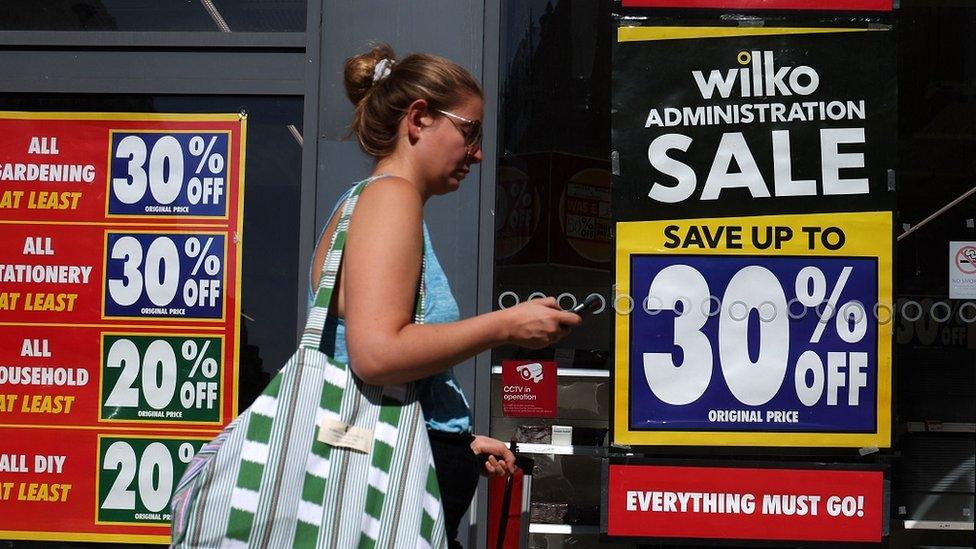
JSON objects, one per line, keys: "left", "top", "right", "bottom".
{"left": 0, "top": 112, "right": 245, "bottom": 543}
{"left": 621, "top": 0, "right": 892, "bottom": 10}
{"left": 0, "top": 325, "right": 232, "bottom": 429}
{"left": 501, "top": 360, "right": 557, "bottom": 417}
{"left": 0, "top": 428, "right": 209, "bottom": 542}
{"left": 606, "top": 463, "right": 884, "bottom": 543}
{"left": 0, "top": 224, "right": 236, "bottom": 324}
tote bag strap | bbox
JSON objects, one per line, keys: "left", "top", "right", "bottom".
{"left": 300, "top": 176, "right": 426, "bottom": 350}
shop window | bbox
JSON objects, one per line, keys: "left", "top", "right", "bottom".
{"left": 492, "top": 0, "right": 613, "bottom": 368}
{"left": 492, "top": 0, "right": 975, "bottom": 546}
{"left": 0, "top": 0, "right": 306, "bottom": 32}
{"left": 491, "top": 2, "right": 614, "bottom": 546}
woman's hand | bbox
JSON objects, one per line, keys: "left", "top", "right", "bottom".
{"left": 502, "top": 297, "right": 582, "bottom": 349}
{"left": 470, "top": 435, "right": 516, "bottom": 477}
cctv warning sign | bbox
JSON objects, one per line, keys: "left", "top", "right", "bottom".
{"left": 501, "top": 360, "right": 557, "bottom": 418}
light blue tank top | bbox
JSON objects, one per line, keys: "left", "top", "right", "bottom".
{"left": 307, "top": 177, "right": 473, "bottom": 434}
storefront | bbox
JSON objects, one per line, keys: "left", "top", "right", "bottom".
{"left": 489, "top": 1, "right": 973, "bottom": 548}
{"left": 0, "top": 1, "right": 972, "bottom": 547}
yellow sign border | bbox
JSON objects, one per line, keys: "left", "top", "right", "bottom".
{"left": 617, "top": 26, "right": 880, "bottom": 42}
{"left": 0, "top": 530, "right": 170, "bottom": 544}
{"left": 613, "top": 211, "right": 892, "bottom": 447}
{"left": 0, "top": 111, "right": 241, "bottom": 122}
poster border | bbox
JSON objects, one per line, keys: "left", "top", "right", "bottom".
{"left": 616, "top": 25, "right": 880, "bottom": 43}
{"left": 618, "top": 1, "right": 893, "bottom": 12}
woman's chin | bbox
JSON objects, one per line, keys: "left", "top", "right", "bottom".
{"left": 443, "top": 173, "right": 465, "bottom": 190}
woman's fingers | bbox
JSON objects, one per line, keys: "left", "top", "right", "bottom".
{"left": 500, "top": 447, "right": 517, "bottom": 474}
{"left": 507, "top": 297, "right": 586, "bottom": 349}
{"left": 558, "top": 310, "right": 583, "bottom": 326}
{"left": 485, "top": 455, "right": 505, "bottom": 477}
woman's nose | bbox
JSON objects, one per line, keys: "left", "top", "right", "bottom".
{"left": 468, "top": 145, "right": 483, "bottom": 163}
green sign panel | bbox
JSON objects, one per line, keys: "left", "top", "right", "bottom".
{"left": 97, "top": 436, "right": 206, "bottom": 525}
{"left": 100, "top": 334, "right": 223, "bottom": 423}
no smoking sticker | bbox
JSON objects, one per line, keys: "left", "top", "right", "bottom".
{"left": 949, "top": 242, "right": 976, "bottom": 298}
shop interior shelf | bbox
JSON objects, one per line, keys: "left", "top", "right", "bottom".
{"left": 904, "top": 422, "right": 976, "bottom": 433}
{"left": 528, "top": 523, "right": 601, "bottom": 535}
{"left": 530, "top": 522, "right": 975, "bottom": 535}
{"left": 491, "top": 366, "right": 610, "bottom": 378}
{"left": 516, "top": 443, "right": 623, "bottom": 456}
{"left": 900, "top": 520, "right": 974, "bottom": 531}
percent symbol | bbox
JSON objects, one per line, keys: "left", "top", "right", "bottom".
{"left": 188, "top": 135, "right": 225, "bottom": 175}
{"left": 794, "top": 266, "right": 867, "bottom": 344}
{"left": 185, "top": 135, "right": 226, "bottom": 207}
{"left": 184, "top": 237, "right": 221, "bottom": 276}
{"left": 179, "top": 338, "right": 220, "bottom": 410}
{"left": 181, "top": 339, "right": 219, "bottom": 379}
{"left": 177, "top": 442, "right": 196, "bottom": 464}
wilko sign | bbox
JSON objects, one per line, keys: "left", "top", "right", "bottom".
{"left": 501, "top": 360, "right": 556, "bottom": 418}
{"left": 604, "top": 462, "right": 884, "bottom": 543}
{"left": 613, "top": 25, "right": 895, "bottom": 221}
{"left": 690, "top": 50, "right": 821, "bottom": 100}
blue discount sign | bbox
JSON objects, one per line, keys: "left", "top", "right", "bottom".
{"left": 614, "top": 212, "right": 892, "bottom": 448}
{"left": 103, "top": 232, "right": 226, "bottom": 319}
{"left": 108, "top": 132, "right": 230, "bottom": 217}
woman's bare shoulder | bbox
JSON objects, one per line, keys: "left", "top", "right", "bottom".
{"left": 354, "top": 175, "right": 423, "bottom": 220}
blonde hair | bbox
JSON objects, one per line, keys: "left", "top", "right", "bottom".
{"left": 344, "top": 43, "right": 482, "bottom": 158}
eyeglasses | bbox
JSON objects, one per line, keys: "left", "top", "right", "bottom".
{"left": 436, "top": 109, "right": 482, "bottom": 153}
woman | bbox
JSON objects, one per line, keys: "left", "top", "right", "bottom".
{"left": 309, "top": 43, "right": 581, "bottom": 547}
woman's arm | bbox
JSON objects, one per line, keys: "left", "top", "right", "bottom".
{"left": 342, "top": 177, "right": 580, "bottom": 385}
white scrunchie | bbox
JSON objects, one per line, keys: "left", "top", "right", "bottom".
{"left": 372, "top": 58, "right": 394, "bottom": 84}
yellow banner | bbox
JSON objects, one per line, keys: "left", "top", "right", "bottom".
{"left": 617, "top": 26, "right": 877, "bottom": 42}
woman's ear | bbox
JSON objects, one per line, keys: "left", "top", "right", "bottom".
{"left": 405, "top": 99, "right": 430, "bottom": 141}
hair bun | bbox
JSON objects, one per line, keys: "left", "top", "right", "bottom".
{"left": 344, "top": 43, "right": 397, "bottom": 106}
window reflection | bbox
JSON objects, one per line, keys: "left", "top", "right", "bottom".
{"left": 0, "top": 0, "right": 306, "bottom": 32}
{"left": 493, "top": 0, "right": 612, "bottom": 368}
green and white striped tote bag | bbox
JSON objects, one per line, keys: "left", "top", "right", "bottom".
{"left": 170, "top": 178, "right": 447, "bottom": 548}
